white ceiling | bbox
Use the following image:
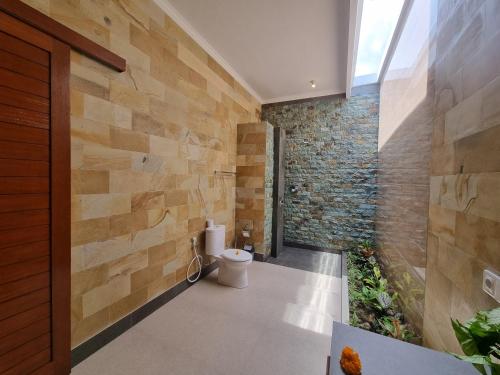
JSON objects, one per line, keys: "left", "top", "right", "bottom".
{"left": 158, "top": 0, "right": 350, "bottom": 103}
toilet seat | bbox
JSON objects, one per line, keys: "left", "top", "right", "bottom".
{"left": 221, "top": 249, "right": 252, "bottom": 262}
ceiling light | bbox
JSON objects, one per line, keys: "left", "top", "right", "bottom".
{"left": 310, "top": 80, "right": 316, "bottom": 88}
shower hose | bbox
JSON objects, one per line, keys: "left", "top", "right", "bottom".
{"left": 187, "top": 238, "right": 203, "bottom": 283}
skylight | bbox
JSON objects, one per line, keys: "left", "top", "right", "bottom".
{"left": 353, "top": 0, "right": 405, "bottom": 86}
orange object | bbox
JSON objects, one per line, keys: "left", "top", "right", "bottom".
{"left": 340, "top": 346, "right": 362, "bottom": 375}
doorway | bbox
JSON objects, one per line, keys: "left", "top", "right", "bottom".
{"left": 0, "top": 11, "right": 71, "bottom": 374}
{"left": 271, "top": 127, "right": 285, "bottom": 258}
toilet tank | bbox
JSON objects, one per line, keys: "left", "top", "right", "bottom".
{"left": 205, "top": 225, "right": 225, "bottom": 256}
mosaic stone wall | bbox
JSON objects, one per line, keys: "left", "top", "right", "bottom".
{"left": 262, "top": 92, "right": 379, "bottom": 251}
{"left": 20, "top": 0, "right": 261, "bottom": 348}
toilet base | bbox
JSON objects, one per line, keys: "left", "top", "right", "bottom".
{"left": 217, "top": 260, "right": 250, "bottom": 289}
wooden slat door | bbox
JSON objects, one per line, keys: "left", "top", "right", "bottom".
{"left": 0, "top": 11, "right": 70, "bottom": 375}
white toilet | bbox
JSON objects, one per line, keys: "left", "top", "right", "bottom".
{"left": 206, "top": 224, "right": 252, "bottom": 288}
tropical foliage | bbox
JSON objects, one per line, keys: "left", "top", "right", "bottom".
{"left": 347, "top": 244, "right": 417, "bottom": 343}
{"left": 451, "top": 308, "right": 500, "bottom": 375}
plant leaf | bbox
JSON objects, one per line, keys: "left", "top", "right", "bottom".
{"left": 451, "top": 354, "right": 489, "bottom": 375}
{"left": 377, "top": 292, "right": 392, "bottom": 310}
{"left": 451, "top": 318, "right": 480, "bottom": 356}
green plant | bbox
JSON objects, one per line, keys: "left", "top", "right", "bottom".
{"left": 358, "top": 240, "right": 375, "bottom": 258}
{"left": 347, "top": 242, "right": 418, "bottom": 343}
{"left": 451, "top": 307, "right": 500, "bottom": 375}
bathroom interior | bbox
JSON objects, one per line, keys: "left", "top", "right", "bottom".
{"left": 0, "top": 0, "right": 499, "bottom": 374}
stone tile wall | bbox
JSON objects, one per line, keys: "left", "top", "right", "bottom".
{"left": 262, "top": 93, "right": 379, "bottom": 251}
{"left": 376, "top": 0, "right": 436, "bottom": 335}
{"left": 235, "top": 122, "right": 273, "bottom": 255}
{"left": 424, "top": 0, "right": 500, "bottom": 352}
{"left": 379, "top": 0, "right": 500, "bottom": 352}
{"left": 20, "top": 0, "right": 260, "bottom": 348}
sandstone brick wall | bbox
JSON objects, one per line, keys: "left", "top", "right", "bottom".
{"left": 20, "top": 0, "right": 260, "bottom": 347}
{"left": 379, "top": 0, "right": 500, "bottom": 352}
{"left": 235, "top": 122, "right": 273, "bottom": 255}
{"left": 376, "top": 1, "right": 436, "bottom": 335}
{"left": 424, "top": 0, "right": 500, "bottom": 352}
{"left": 262, "top": 93, "right": 379, "bottom": 251}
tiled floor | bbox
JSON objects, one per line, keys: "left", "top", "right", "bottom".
{"left": 266, "top": 246, "right": 341, "bottom": 277}
{"left": 72, "top": 261, "right": 342, "bottom": 375}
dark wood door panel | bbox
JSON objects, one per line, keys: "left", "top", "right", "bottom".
{"left": 0, "top": 273, "right": 50, "bottom": 303}
{"left": 0, "top": 287, "right": 50, "bottom": 321}
{"left": 0, "top": 49, "right": 49, "bottom": 82}
{"left": 0, "top": 122, "right": 49, "bottom": 145}
{"left": 0, "top": 141, "right": 49, "bottom": 160}
{"left": 0, "top": 240, "right": 49, "bottom": 267}
{"left": 0, "top": 194, "right": 49, "bottom": 213}
{"left": 0, "top": 318, "right": 50, "bottom": 357}
{"left": 0, "top": 256, "right": 49, "bottom": 284}
{"left": 0, "top": 332, "right": 51, "bottom": 373}
{"left": 0, "top": 103, "right": 49, "bottom": 128}
{"left": 0, "top": 159, "right": 49, "bottom": 177}
{"left": 3, "top": 348, "right": 52, "bottom": 375}
{"left": 0, "top": 303, "right": 50, "bottom": 339}
{"left": 0, "top": 31, "right": 49, "bottom": 66}
{"left": 0, "top": 225, "right": 49, "bottom": 249}
{"left": 0, "top": 210, "right": 50, "bottom": 230}
{"left": 0, "top": 68, "right": 49, "bottom": 98}
{"left": 0, "top": 176, "right": 49, "bottom": 194}
{"left": 0, "top": 88, "right": 49, "bottom": 114}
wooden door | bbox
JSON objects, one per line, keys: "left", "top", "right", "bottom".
{"left": 271, "top": 127, "right": 285, "bottom": 257}
{"left": 0, "top": 11, "right": 70, "bottom": 375}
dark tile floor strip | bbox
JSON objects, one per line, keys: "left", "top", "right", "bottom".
{"left": 266, "top": 246, "right": 341, "bottom": 277}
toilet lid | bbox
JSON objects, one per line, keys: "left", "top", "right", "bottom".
{"left": 221, "top": 249, "right": 252, "bottom": 262}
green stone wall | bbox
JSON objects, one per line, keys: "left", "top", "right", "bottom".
{"left": 262, "top": 90, "right": 379, "bottom": 251}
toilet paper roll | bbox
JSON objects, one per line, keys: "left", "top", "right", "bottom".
{"left": 205, "top": 225, "right": 225, "bottom": 256}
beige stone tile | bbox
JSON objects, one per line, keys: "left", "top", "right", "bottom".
{"left": 72, "top": 263, "right": 109, "bottom": 297}
{"left": 81, "top": 144, "right": 132, "bottom": 171}
{"left": 132, "top": 192, "right": 164, "bottom": 212}
{"left": 71, "top": 76, "right": 110, "bottom": 100}
{"left": 148, "top": 241, "right": 176, "bottom": 266}
{"left": 147, "top": 273, "right": 176, "bottom": 299}
{"left": 110, "top": 80, "right": 149, "bottom": 113}
{"left": 79, "top": 235, "right": 133, "bottom": 270}
{"left": 71, "top": 116, "right": 111, "bottom": 147}
{"left": 107, "top": 250, "right": 149, "bottom": 279}
{"left": 428, "top": 204, "right": 456, "bottom": 244}
{"left": 110, "top": 213, "right": 132, "bottom": 237}
{"left": 72, "top": 170, "right": 109, "bottom": 195}
{"left": 71, "top": 306, "right": 109, "bottom": 348}
{"left": 131, "top": 224, "right": 167, "bottom": 251}
{"left": 110, "top": 127, "right": 149, "bottom": 153}
{"left": 445, "top": 93, "right": 480, "bottom": 144}
{"left": 165, "top": 190, "right": 188, "bottom": 207}
{"left": 71, "top": 89, "right": 85, "bottom": 117}
{"left": 71, "top": 217, "right": 110, "bottom": 247}
{"left": 149, "top": 134, "right": 179, "bottom": 157}
{"left": 75, "top": 193, "right": 131, "bottom": 220}
{"left": 71, "top": 61, "right": 110, "bottom": 89}
{"left": 455, "top": 124, "right": 500, "bottom": 173}
{"left": 83, "top": 95, "right": 132, "bottom": 130}
{"left": 82, "top": 275, "right": 131, "bottom": 318}
{"left": 455, "top": 212, "right": 500, "bottom": 268}
{"left": 109, "top": 170, "right": 152, "bottom": 193}
{"left": 109, "top": 287, "right": 148, "bottom": 323}
{"left": 130, "top": 264, "right": 163, "bottom": 292}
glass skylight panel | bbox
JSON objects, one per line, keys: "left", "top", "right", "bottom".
{"left": 353, "top": 0, "right": 405, "bottom": 86}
